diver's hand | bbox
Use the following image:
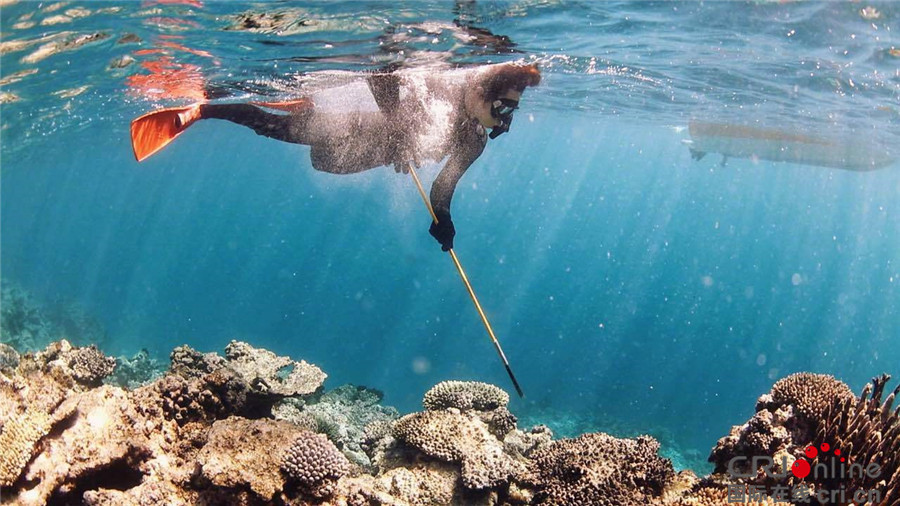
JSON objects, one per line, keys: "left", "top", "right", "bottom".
{"left": 393, "top": 147, "right": 421, "bottom": 175}
{"left": 394, "top": 160, "right": 410, "bottom": 174}
{"left": 429, "top": 211, "right": 455, "bottom": 252}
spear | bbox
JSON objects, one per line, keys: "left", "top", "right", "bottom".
{"left": 407, "top": 165, "right": 524, "bottom": 398}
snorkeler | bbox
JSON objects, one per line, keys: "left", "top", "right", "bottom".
{"left": 131, "top": 62, "right": 541, "bottom": 251}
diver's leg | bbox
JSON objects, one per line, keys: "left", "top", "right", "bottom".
{"left": 198, "top": 103, "right": 313, "bottom": 144}
{"left": 307, "top": 112, "right": 395, "bottom": 175}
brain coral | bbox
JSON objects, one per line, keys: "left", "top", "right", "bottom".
{"left": 528, "top": 432, "right": 674, "bottom": 506}
{"left": 281, "top": 431, "right": 351, "bottom": 498}
{"left": 392, "top": 409, "right": 522, "bottom": 490}
{"left": 422, "top": 380, "right": 509, "bottom": 412}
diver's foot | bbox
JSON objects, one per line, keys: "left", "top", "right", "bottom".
{"left": 175, "top": 105, "right": 201, "bottom": 129}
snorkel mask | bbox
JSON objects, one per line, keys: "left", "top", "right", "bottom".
{"left": 488, "top": 98, "right": 519, "bottom": 139}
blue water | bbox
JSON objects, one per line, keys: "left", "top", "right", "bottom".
{"left": 2, "top": 1, "right": 899, "bottom": 471}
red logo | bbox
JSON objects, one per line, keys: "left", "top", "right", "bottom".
{"left": 791, "top": 443, "right": 845, "bottom": 479}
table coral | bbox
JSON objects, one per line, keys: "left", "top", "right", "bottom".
{"left": 225, "top": 340, "right": 327, "bottom": 397}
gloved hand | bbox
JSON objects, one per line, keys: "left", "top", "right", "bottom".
{"left": 429, "top": 211, "right": 455, "bottom": 251}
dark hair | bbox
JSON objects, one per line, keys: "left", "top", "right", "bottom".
{"left": 481, "top": 64, "right": 541, "bottom": 100}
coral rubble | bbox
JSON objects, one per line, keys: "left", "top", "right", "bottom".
{"left": 1, "top": 340, "right": 895, "bottom": 505}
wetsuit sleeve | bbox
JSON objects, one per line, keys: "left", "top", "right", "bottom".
{"left": 367, "top": 72, "right": 413, "bottom": 173}
{"left": 430, "top": 121, "right": 487, "bottom": 216}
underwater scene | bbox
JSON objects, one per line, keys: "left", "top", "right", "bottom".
{"left": 1, "top": 1, "right": 899, "bottom": 504}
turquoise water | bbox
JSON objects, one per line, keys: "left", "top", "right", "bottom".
{"left": 1, "top": 1, "right": 898, "bottom": 471}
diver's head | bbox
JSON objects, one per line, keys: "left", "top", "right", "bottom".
{"left": 466, "top": 63, "right": 541, "bottom": 138}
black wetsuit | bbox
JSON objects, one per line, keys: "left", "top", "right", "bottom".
{"left": 199, "top": 70, "right": 489, "bottom": 250}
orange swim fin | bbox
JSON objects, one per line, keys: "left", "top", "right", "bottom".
{"left": 130, "top": 104, "right": 202, "bottom": 162}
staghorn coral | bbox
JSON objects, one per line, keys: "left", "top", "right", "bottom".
{"left": 527, "top": 432, "right": 674, "bottom": 506}
{"left": 423, "top": 380, "right": 509, "bottom": 412}
{"left": 225, "top": 340, "right": 327, "bottom": 397}
{"left": 393, "top": 409, "right": 524, "bottom": 490}
{"left": 281, "top": 431, "right": 351, "bottom": 498}
{"left": 808, "top": 374, "right": 900, "bottom": 506}
{"left": 67, "top": 345, "right": 116, "bottom": 386}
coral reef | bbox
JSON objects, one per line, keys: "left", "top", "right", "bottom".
{"left": 393, "top": 408, "right": 525, "bottom": 490}
{"left": 0, "top": 282, "right": 52, "bottom": 352}
{"left": 0, "top": 342, "right": 20, "bottom": 370}
{"left": 197, "top": 417, "right": 307, "bottom": 501}
{"left": 108, "top": 348, "right": 163, "bottom": 389}
{"left": 67, "top": 345, "right": 116, "bottom": 386}
{"left": 0, "top": 407, "right": 53, "bottom": 487}
{"left": 424, "top": 380, "right": 510, "bottom": 411}
{"left": 811, "top": 374, "right": 900, "bottom": 506}
{"left": 769, "top": 372, "right": 854, "bottom": 430}
{"left": 0, "top": 281, "right": 110, "bottom": 353}
{"left": 2, "top": 339, "right": 894, "bottom": 505}
{"left": 281, "top": 431, "right": 351, "bottom": 498}
{"left": 224, "top": 340, "right": 327, "bottom": 397}
{"left": 709, "top": 372, "right": 855, "bottom": 483}
{"left": 526, "top": 432, "right": 675, "bottom": 505}
{"left": 275, "top": 384, "right": 400, "bottom": 469}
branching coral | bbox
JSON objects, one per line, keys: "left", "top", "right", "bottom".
{"left": 769, "top": 373, "right": 854, "bottom": 429}
{"left": 710, "top": 372, "right": 855, "bottom": 482}
{"left": 808, "top": 374, "right": 900, "bottom": 506}
{"left": 281, "top": 431, "right": 351, "bottom": 498}
{"left": 169, "top": 345, "right": 225, "bottom": 379}
{"left": 109, "top": 349, "right": 163, "bottom": 390}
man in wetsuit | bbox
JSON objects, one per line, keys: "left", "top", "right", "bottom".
{"left": 130, "top": 62, "right": 541, "bottom": 251}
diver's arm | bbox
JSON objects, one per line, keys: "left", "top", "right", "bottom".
{"left": 428, "top": 121, "right": 487, "bottom": 250}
